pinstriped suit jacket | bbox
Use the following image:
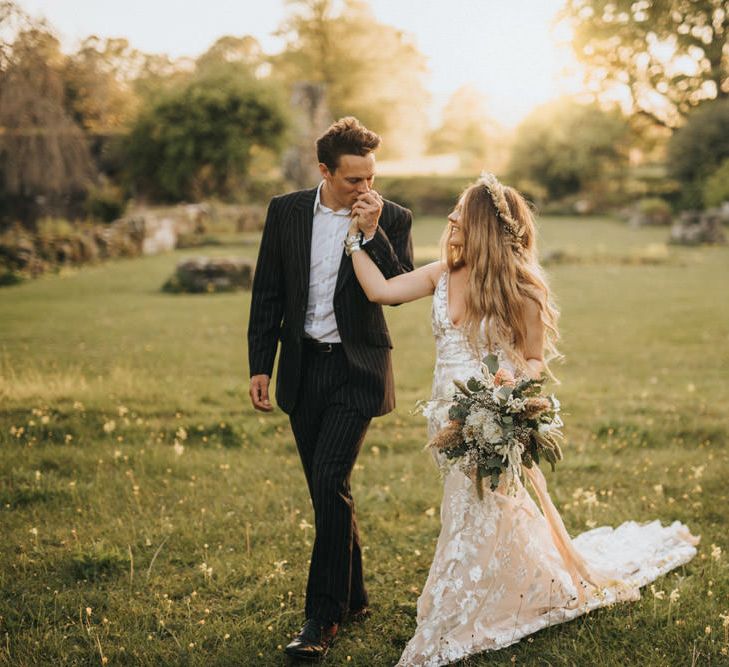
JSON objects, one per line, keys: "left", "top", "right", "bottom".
{"left": 247, "top": 187, "right": 414, "bottom": 417}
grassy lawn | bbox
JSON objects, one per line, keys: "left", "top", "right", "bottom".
{"left": 1, "top": 216, "right": 728, "bottom": 666}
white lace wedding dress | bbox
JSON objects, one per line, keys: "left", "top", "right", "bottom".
{"left": 396, "top": 272, "right": 699, "bottom": 667}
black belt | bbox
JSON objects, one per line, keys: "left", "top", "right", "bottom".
{"left": 302, "top": 337, "right": 342, "bottom": 353}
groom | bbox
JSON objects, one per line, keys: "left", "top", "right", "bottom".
{"left": 247, "top": 117, "right": 413, "bottom": 659}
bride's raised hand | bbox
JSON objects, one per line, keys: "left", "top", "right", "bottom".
{"left": 352, "top": 191, "right": 383, "bottom": 240}
{"left": 349, "top": 241, "right": 443, "bottom": 306}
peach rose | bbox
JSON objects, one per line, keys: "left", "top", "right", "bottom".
{"left": 493, "top": 368, "right": 515, "bottom": 387}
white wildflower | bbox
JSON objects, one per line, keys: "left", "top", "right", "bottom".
{"left": 582, "top": 491, "right": 599, "bottom": 507}
{"left": 272, "top": 560, "right": 288, "bottom": 575}
{"left": 505, "top": 396, "right": 527, "bottom": 414}
{"left": 463, "top": 409, "right": 502, "bottom": 444}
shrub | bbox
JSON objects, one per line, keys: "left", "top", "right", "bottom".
{"left": 85, "top": 183, "right": 127, "bottom": 222}
{"left": 0, "top": 271, "right": 24, "bottom": 286}
{"left": 635, "top": 198, "right": 673, "bottom": 225}
{"left": 703, "top": 158, "right": 729, "bottom": 208}
{"left": 668, "top": 98, "right": 729, "bottom": 209}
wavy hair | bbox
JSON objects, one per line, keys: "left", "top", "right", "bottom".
{"left": 441, "top": 178, "right": 561, "bottom": 375}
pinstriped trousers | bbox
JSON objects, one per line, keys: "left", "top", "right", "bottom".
{"left": 289, "top": 343, "right": 371, "bottom": 623}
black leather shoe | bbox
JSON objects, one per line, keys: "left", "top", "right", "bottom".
{"left": 284, "top": 618, "right": 338, "bottom": 661}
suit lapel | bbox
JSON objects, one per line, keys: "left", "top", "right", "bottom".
{"left": 334, "top": 249, "right": 353, "bottom": 298}
{"left": 293, "top": 188, "right": 317, "bottom": 296}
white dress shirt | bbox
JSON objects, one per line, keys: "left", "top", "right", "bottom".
{"left": 303, "top": 182, "right": 352, "bottom": 343}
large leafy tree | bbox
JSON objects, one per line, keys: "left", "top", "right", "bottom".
{"left": 124, "top": 70, "right": 289, "bottom": 201}
{"left": 195, "top": 35, "right": 265, "bottom": 76}
{"left": 63, "top": 36, "right": 143, "bottom": 134}
{"left": 667, "top": 97, "right": 729, "bottom": 207}
{"left": 561, "top": 0, "right": 728, "bottom": 128}
{"left": 428, "top": 86, "right": 508, "bottom": 173}
{"left": 0, "top": 23, "right": 94, "bottom": 222}
{"left": 273, "top": 0, "right": 430, "bottom": 158}
{"left": 508, "top": 98, "right": 630, "bottom": 201}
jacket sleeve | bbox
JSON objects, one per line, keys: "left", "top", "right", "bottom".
{"left": 247, "top": 198, "right": 284, "bottom": 377}
{"left": 362, "top": 206, "right": 414, "bottom": 280}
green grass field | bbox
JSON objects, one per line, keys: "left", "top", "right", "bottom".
{"left": 1, "top": 216, "right": 728, "bottom": 666}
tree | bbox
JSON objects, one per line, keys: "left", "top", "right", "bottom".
{"left": 274, "top": 0, "right": 430, "bottom": 158}
{"left": 508, "top": 97, "right": 630, "bottom": 201}
{"left": 131, "top": 52, "right": 193, "bottom": 104}
{"left": 561, "top": 0, "right": 728, "bottom": 128}
{"left": 428, "top": 86, "right": 508, "bottom": 173}
{"left": 123, "top": 70, "right": 289, "bottom": 201}
{"left": 703, "top": 157, "right": 729, "bottom": 207}
{"left": 196, "top": 35, "right": 265, "bottom": 76}
{"left": 0, "top": 26, "right": 94, "bottom": 222}
{"left": 63, "top": 36, "right": 143, "bottom": 134}
{"left": 667, "top": 97, "right": 729, "bottom": 207}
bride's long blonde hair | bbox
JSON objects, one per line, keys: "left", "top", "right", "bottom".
{"left": 441, "top": 176, "right": 560, "bottom": 375}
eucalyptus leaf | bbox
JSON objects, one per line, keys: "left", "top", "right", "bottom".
{"left": 467, "top": 377, "right": 483, "bottom": 392}
{"left": 496, "top": 386, "right": 513, "bottom": 402}
{"left": 483, "top": 353, "right": 499, "bottom": 374}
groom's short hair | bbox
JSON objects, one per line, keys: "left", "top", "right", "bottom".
{"left": 316, "top": 117, "right": 381, "bottom": 173}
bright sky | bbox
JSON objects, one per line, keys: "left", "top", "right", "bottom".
{"left": 19, "top": 0, "right": 581, "bottom": 127}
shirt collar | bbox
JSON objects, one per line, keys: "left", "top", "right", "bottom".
{"left": 314, "top": 181, "right": 351, "bottom": 216}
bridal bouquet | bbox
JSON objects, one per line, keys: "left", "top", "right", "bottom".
{"left": 428, "top": 354, "right": 564, "bottom": 498}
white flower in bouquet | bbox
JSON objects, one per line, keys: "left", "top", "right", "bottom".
{"left": 505, "top": 395, "right": 527, "bottom": 414}
{"left": 463, "top": 409, "right": 502, "bottom": 444}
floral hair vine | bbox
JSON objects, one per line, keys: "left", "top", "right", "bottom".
{"left": 477, "top": 171, "right": 524, "bottom": 246}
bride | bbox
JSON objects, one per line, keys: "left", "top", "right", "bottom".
{"left": 346, "top": 174, "right": 699, "bottom": 666}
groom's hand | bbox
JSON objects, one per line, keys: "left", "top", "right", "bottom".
{"left": 352, "top": 191, "right": 383, "bottom": 241}
{"left": 249, "top": 374, "right": 273, "bottom": 412}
